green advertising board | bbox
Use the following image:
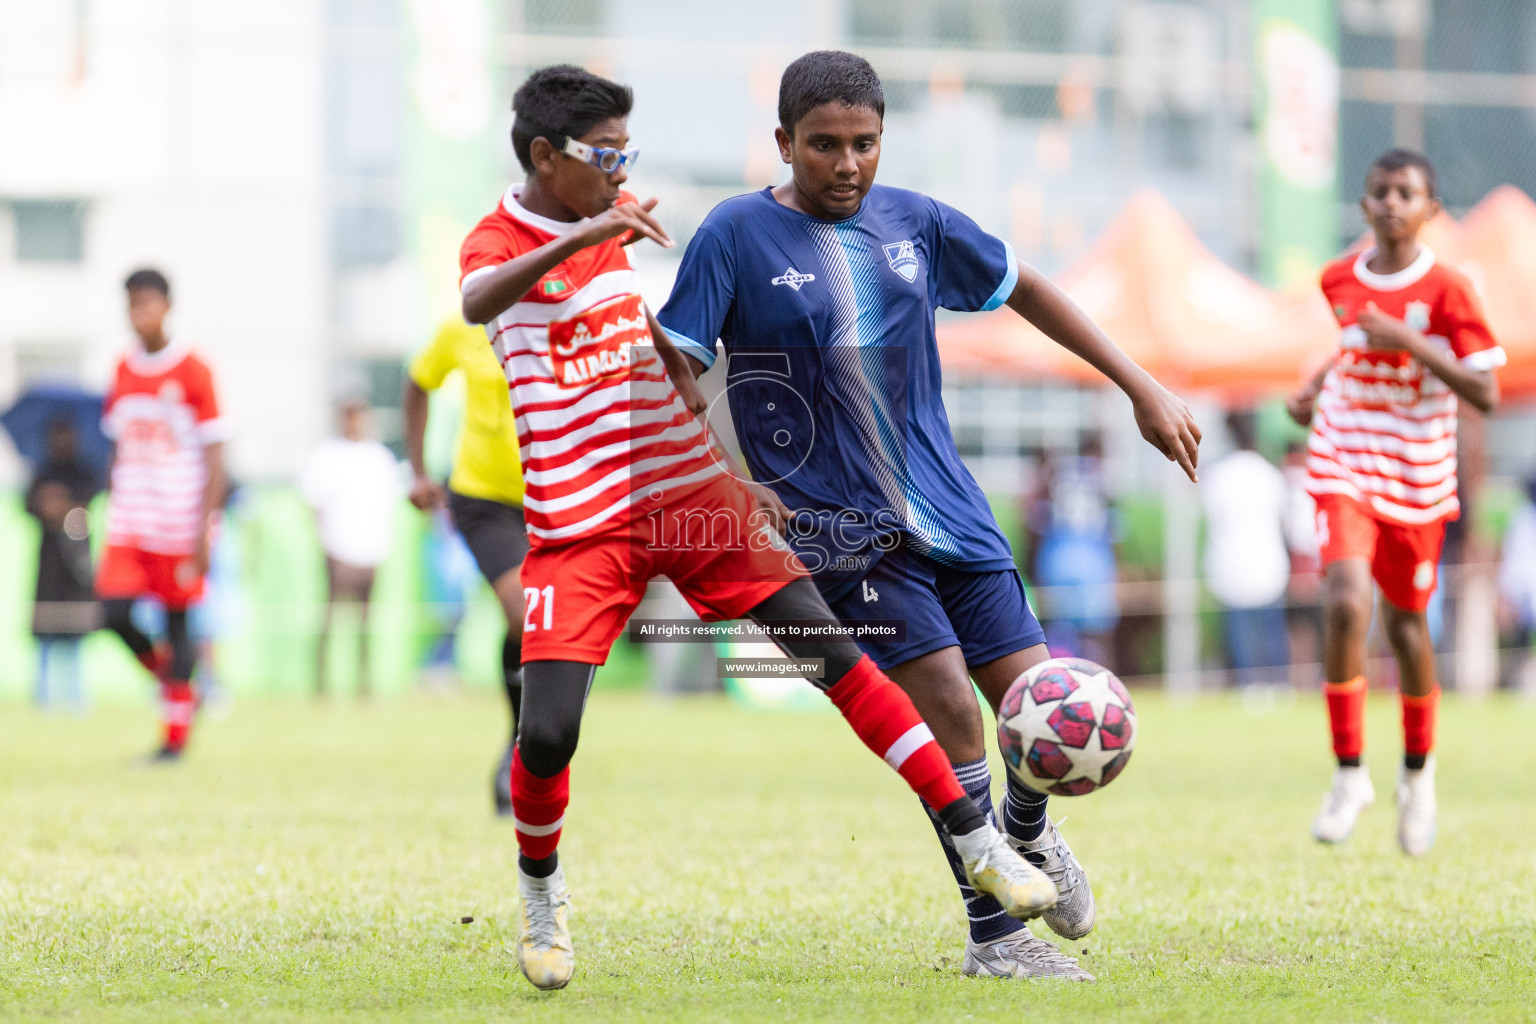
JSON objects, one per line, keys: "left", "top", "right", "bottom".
{"left": 1254, "top": 0, "right": 1339, "bottom": 287}
{"left": 402, "top": 0, "right": 502, "bottom": 474}
{"left": 404, "top": 0, "right": 502, "bottom": 331}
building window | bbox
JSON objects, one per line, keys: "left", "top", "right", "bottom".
{"left": 847, "top": 0, "right": 1069, "bottom": 52}
{"left": 331, "top": 205, "right": 401, "bottom": 268}
{"left": 11, "top": 200, "right": 85, "bottom": 262}
{"left": 524, "top": 0, "right": 606, "bottom": 33}
{"left": 15, "top": 340, "right": 84, "bottom": 386}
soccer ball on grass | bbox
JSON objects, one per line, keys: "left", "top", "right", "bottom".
{"left": 997, "top": 658, "right": 1137, "bottom": 796}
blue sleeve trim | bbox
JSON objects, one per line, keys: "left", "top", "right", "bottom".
{"left": 980, "top": 240, "right": 1019, "bottom": 312}
{"left": 661, "top": 327, "right": 719, "bottom": 368}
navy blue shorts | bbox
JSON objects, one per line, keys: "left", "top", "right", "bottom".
{"left": 825, "top": 544, "right": 1047, "bottom": 671}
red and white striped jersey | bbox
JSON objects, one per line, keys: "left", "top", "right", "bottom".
{"left": 102, "top": 340, "right": 225, "bottom": 555}
{"left": 1307, "top": 247, "right": 1505, "bottom": 525}
{"left": 460, "top": 186, "right": 724, "bottom": 546}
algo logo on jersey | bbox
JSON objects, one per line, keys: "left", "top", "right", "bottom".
{"left": 548, "top": 293, "right": 652, "bottom": 387}
{"left": 772, "top": 267, "right": 816, "bottom": 291}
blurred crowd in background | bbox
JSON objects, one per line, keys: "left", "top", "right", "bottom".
{"left": 11, "top": 386, "right": 1536, "bottom": 709}
{"left": 5, "top": 0, "right": 1536, "bottom": 705}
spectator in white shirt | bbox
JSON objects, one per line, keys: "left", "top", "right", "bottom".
{"left": 1202, "top": 411, "right": 1291, "bottom": 687}
{"left": 301, "top": 399, "right": 402, "bottom": 698}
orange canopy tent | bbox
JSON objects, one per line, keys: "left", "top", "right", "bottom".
{"left": 1454, "top": 186, "right": 1536, "bottom": 399}
{"left": 938, "top": 190, "right": 1339, "bottom": 396}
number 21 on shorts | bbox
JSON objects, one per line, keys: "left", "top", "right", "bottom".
{"left": 524, "top": 585, "right": 555, "bottom": 631}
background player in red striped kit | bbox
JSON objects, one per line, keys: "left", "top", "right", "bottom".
{"left": 1288, "top": 150, "right": 1504, "bottom": 855}
{"left": 460, "top": 65, "right": 1058, "bottom": 992}
{"left": 97, "top": 269, "right": 229, "bottom": 760}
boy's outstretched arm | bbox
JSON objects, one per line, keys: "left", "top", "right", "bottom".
{"left": 646, "top": 307, "right": 708, "bottom": 418}
{"left": 1006, "top": 262, "right": 1202, "bottom": 481}
{"left": 462, "top": 199, "right": 672, "bottom": 324}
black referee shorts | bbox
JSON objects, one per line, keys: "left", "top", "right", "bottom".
{"left": 446, "top": 490, "right": 530, "bottom": 586}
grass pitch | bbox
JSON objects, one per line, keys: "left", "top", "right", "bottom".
{"left": 2, "top": 687, "right": 1534, "bottom": 1022}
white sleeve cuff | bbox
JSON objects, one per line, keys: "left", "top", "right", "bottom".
{"left": 197, "top": 416, "right": 230, "bottom": 444}
{"left": 460, "top": 265, "right": 498, "bottom": 292}
{"left": 980, "top": 241, "right": 1019, "bottom": 312}
{"left": 1462, "top": 346, "right": 1507, "bottom": 371}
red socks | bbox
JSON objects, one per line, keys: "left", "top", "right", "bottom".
{"left": 1326, "top": 677, "right": 1440, "bottom": 763}
{"left": 825, "top": 655, "right": 966, "bottom": 812}
{"left": 506, "top": 656, "right": 968, "bottom": 864}
{"left": 511, "top": 746, "right": 570, "bottom": 861}
{"left": 1324, "top": 676, "right": 1367, "bottom": 762}
{"left": 1401, "top": 686, "right": 1439, "bottom": 760}
{"left": 160, "top": 681, "right": 196, "bottom": 752}
{"left": 138, "top": 645, "right": 170, "bottom": 680}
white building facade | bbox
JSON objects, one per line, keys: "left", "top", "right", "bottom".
{"left": 0, "top": 0, "right": 331, "bottom": 484}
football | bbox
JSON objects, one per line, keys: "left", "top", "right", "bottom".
{"left": 997, "top": 658, "right": 1137, "bottom": 796}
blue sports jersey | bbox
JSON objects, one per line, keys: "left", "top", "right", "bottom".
{"left": 658, "top": 185, "right": 1019, "bottom": 598}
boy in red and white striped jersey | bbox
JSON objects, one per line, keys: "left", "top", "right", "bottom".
{"left": 1287, "top": 150, "right": 1504, "bottom": 855}
{"left": 97, "top": 269, "right": 228, "bottom": 761}
{"left": 461, "top": 65, "right": 1057, "bottom": 992}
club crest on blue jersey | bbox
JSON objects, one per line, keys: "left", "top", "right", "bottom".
{"left": 771, "top": 267, "right": 816, "bottom": 291}
{"left": 882, "top": 240, "right": 920, "bottom": 282}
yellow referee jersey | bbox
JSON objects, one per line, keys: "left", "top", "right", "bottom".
{"left": 408, "top": 319, "right": 525, "bottom": 506}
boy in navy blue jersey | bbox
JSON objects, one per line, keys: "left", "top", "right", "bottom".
{"left": 659, "top": 51, "right": 1200, "bottom": 980}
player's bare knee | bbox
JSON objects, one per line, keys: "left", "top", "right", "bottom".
{"left": 1324, "top": 581, "right": 1372, "bottom": 639}
{"left": 1382, "top": 606, "right": 1429, "bottom": 654}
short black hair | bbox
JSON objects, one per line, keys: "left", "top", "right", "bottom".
{"left": 1368, "top": 148, "right": 1437, "bottom": 199}
{"left": 124, "top": 268, "right": 170, "bottom": 297}
{"left": 778, "top": 50, "right": 884, "bottom": 137}
{"left": 510, "top": 65, "right": 633, "bottom": 173}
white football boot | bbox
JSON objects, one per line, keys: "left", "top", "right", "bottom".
{"left": 952, "top": 824, "right": 1058, "bottom": 921}
{"left": 517, "top": 864, "right": 574, "bottom": 990}
{"left": 1396, "top": 756, "right": 1437, "bottom": 856}
{"left": 1008, "top": 816, "right": 1096, "bottom": 940}
{"left": 1312, "top": 765, "right": 1375, "bottom": 843}
{"left": 963, "top": 930, "right": 1095, "bottom": 981}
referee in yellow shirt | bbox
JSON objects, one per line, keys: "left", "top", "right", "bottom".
{"left": 404, "top": 318, "right": 528, "bottom": 815}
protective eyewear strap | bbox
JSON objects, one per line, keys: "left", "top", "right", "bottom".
{"left": 562, "top": 137, "right": 635, "bottom": 171}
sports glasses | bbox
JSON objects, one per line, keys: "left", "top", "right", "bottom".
{"left": 562, "top": 137, "right": 640, "bottom": 172}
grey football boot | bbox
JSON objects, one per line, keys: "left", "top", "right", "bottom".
{"left": 963, "top": 930, "right": 1095, "bottom": 981}
{"left": 1008, "top": 815, "right": 1096, "bottom": 940}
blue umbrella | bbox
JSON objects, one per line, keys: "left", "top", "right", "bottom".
{"left": 1, "top": 384, "right": 111, "bottom": 483}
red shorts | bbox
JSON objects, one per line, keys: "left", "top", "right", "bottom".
{"left": 96, "top": 544, "right": 205, "bottom": 611}
{"left": 1314, "top": 494, "right": 1446, "bottom": 612}
{"left": 519, "top": 476, "right": 806, "bottom": 664}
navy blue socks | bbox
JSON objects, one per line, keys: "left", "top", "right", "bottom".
{"left": 922, "top": 756, "right": 1026, "bottom": 944}
{"left": 1003, "top": 771, "right": 1050, "bottom": 864}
